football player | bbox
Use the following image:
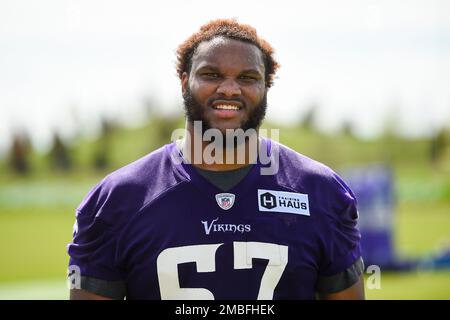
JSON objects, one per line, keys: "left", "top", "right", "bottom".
{"left": 68, "top": 19, "right": 365, "bottom": 300}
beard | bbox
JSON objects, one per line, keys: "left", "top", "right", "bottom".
{"left": 182, "top": 86, "right": 267, "bottom": 134}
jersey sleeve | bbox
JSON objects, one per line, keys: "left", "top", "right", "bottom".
{"left": 67, "top": 180, "right": 127, "bottom": 299}
{"left": 316, "top": 173, "right": 363, "bottom": 294}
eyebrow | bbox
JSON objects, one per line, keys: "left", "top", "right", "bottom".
{"left": 196, "top": 65, "right": 220, "bottom": 72}
{"left": 197, "top": 65, "right": 263, "bottom": 76}
{"left": 240, "top": 69, "right": 263, "bottom": 76}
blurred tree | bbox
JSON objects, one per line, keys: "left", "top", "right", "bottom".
{"left": 430, "top": 128, "right": 448, "bottom": 166}
{"left": 49, "top": 132, "right": 72, "bottom": 171}
{"left": 92, "top": 117, "right": 115, "bottom": 171}
{"left": 379, "top": 101, "right": 403, "bottom": 164}
{"left": 8, "top": 131, "right": 31, "bottom": 174}
{"left": 154, "top": 115, "right": 182, "bottom": 145}
{"left": 298, "top": 102, "right": 319, "bottom": 131}
{"left": 341, "top": 118, "right": 356, "bottom": 138}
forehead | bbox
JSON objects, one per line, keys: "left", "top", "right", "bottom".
{"left": 191, "top": 37, "right": 265, "bottom": 73}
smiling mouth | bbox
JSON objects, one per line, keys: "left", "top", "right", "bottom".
{"left": 212, "top": 104, "right": 241, "bottom": 111}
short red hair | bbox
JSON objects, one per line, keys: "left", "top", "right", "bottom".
{"left": 176, "top": 18, "right": 280, "bottom": 88}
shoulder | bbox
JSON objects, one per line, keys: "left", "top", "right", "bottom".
{"left": 268, "top": 140, "right": 358, "bottom": 217}
{"left": 266, "top": 141, "right": 361, "bottom": 267}
{"left": 76, "top": 143, "right": 187, "bottom": 227}
{"left": 270, "top": 141, "right": 361, "bottom": 251}
{"left": 271, "top": 140, "right": 349, "bottom": 193}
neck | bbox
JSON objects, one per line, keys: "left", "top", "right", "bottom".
{"left": 180, "top": 121, "right": 259, "bottom": 171}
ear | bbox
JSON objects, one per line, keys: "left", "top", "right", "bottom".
{"left": 181, "top": 72, "right": 188, "bottom": 95}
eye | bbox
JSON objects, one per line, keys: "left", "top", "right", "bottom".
{"left": 202, "top": 73, "right": 220, "bottom": 79}
{"left": 239, "top": 75, "right": 258, "bottom": 81}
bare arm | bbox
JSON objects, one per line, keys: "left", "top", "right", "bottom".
{"left": 70, "top": 289, "right": 113, "bottom": 300}
{"left": 317, "top": 275, "right": 365, "bottom": 300}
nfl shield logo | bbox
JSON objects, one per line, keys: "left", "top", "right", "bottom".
{"left": 215, "top": 193, "right": 236, "bottom": 210}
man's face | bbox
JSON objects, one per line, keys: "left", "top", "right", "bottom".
{"left": 182, "top": 37, "right": 267, "bottom": 134}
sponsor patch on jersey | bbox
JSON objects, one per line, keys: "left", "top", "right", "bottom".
{"left": 215, "top": 193, "right": 235, "bottom": 210}
{"left": 258, "top": 189, "right": 310, "bottom": 216}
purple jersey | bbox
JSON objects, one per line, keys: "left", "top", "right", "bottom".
{"left": 67, "top": 139, "right": 361, "bottom": 299}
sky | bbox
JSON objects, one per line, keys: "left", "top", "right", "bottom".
{"left": 1, "top": 0, "right": 449, "bottom": 154}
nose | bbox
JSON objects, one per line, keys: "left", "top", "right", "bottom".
{"left": 216, "top": 78, "right": 241, "bottom": 97}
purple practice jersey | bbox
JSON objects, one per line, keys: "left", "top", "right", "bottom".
{"left": 67, "top": 139, "right": 362, "bottom": 299}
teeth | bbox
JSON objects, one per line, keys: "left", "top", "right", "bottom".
{"left": 214, "top": 105, "right": 240, "bottom": 110}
